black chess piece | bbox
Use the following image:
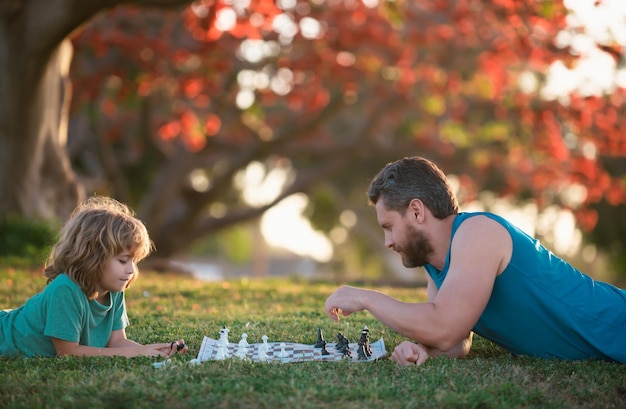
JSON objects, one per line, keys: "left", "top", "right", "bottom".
{"left": 341, "top": 344, "right": 352, "bottom": 359}
{"left": 356, "top": 343, "right": 368, "bottom": 360}
{"left": 335, "top": 333, "right": 348, "bottom": 351}
{"left": 335, "top": 333, "right": 343, "bottom": 350}
{"left": 314, "top": 327, "right": 325, "bottom": 348}
{"left": 338, "top": 342, "right": 347, "bottom": 353}
{"left": 320, "top": 340, "right": 330, "bottom": 355}
{"left": 359, "top": 327, "right": 372, "bottom": 357}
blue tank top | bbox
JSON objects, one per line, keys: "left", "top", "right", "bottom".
{"left": 424, "top": 212, "right": 626, "bottom": 362}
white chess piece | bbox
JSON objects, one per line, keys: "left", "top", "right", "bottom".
{"left": 277, "top": 342, "right": 289, "bottom": 358}
{"left": 215, "top": 343, "right": 228, "bottom": 360}
{"left": 257, "top": 335, "right": 269, "bottom": 362}
{"left": 236, "top": 333, "right": 249, "bottom": 359}
{"left": 217, "top": 327, "right": 230, "bottom": 358}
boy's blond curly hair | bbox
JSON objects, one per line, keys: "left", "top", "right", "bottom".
{"left": 44, "top": 196, "right": 153, "bottom": 299}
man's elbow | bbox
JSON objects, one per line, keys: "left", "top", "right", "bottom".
{"left": 427, "top": 331, "right": 473, "bottom": 356}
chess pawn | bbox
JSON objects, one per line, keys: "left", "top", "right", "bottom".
{"left": 258, "top": 348, "right": 269, "bottom": 362}
{"left": 258, "top": 335, "right": 269, "bottom": 352}
{"left": 277, "top": 343, "right": 289, "bottom": 358}
{"left": 236, "top": 333, "right": 249, "bottom": 359}
{"left": 257, "top": 335, "right": 270, "bottom": 362}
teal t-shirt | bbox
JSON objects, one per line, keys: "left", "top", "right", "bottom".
{"left": 424, "top": 212, "right": 626, "bottom": 362}
{"left": 0, "top": 274, "right": 129, "bottom": 357}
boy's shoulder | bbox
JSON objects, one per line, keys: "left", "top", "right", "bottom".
{"left": 45, "top": 274, "right": 84, "bottom": 298}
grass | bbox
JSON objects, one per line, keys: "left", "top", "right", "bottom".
{"left": 1, "top": 268, "right": 625, "bottom": 409}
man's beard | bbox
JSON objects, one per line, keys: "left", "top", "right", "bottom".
{"left": 396, "top": 224, "right": 433, "bottom": 268}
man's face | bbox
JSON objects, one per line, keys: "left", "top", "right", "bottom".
{"left": 375, "top": 200, "right": 433, "bottom": 268}
{"left": 398, "top": 222, "right": 433, "bottom": 268}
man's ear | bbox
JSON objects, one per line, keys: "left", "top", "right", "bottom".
{"left": 408, "top": 199, "right": 425, "bottom": 223}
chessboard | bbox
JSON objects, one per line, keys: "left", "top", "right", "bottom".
{"left": 196, "top": 329, "right": 387, "bottom": 363}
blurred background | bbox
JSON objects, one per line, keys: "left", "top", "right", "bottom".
{"left": 1, "top": 0, "right": 625, "bottom": 286}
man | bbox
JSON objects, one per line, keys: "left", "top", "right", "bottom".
{"left": 324, "top": 157, "right": 626, "bottom": 366}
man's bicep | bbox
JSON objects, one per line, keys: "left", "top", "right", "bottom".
{"left": 432, "top": 217, "right": 510, "bottom": 338}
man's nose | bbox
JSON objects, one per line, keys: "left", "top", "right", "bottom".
{"left": 384, "top": 234, "right": 394, "bottom": 249}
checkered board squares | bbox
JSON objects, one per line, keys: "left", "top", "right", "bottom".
{"left": 197, "top": 337, "right": 387, "bottom": 363}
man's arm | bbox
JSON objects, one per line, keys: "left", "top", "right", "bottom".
{"left": 325, "top": 215, "right": 511, "bottom": 352}
{"left": 390, "top": 275, "right": 473, "bottom": 365}
{"left": 418, "top": 274, "right": 473, "bottom": 357}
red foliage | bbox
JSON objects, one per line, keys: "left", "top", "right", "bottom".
{"left": 69, "top": 0, "right": 626, "bottom": 233}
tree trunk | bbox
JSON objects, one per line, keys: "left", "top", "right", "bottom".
{"left": 0, "top": 12, "right": 81, "bottom": 221}
{"left": 0, "top": 0, "right": 194, "bottom": 222}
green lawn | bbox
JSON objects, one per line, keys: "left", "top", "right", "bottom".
{"left": 1, "top": 268, "right": 625, "bottom": 409}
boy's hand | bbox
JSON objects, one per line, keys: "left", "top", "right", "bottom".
{"left": 168, "top": 339, "right": 188, "bottom": 356}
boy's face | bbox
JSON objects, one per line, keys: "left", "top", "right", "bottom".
{"left": 98, "top": 252, "right": 136, "bottom": 294}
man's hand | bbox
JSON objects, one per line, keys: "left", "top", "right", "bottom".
{"left": 324, "top": 286, "right": 368, "bottom": 321}
{"left": 390, "top": 341, "right": 430, "bottom": 366}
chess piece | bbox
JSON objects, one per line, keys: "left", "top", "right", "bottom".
{"left": 277, "top": 343, "right": 289, "bottom": 358}
{"left": 338, "top": 334, "right": 351, "bottom": 356}
{"left": 236, "top": 333, "right": 249, "bottom": 359}
{"left": 260, "top": 335, "right": 269, "bottom": 350}
{"left": 320, "top": 340, "right": 330, "bottom": 356}
{"left": 314, "top": 328, "right": 325, "bottom": 348}
{"left": 217, "top": 327, "right": 231, "bottom": 358}
{"left": 258, "top": 336, "right": 269, "bottom": 362}
{"left": 357, "top": 343, "right": 368, "bottom": 361}
{"left": 335, "top": 333, "right": 349, "bottom": 351}
{"left": 220, "top": 326, "right": 230, "bottom": 344}
{"left": 359, "top": 326, "right": 372, "bottom": 357}
{"left": 215, "top": 343, "right": 228, "bottom": 360}
{"left": 341, "top": 344, "right": 352, "bottom": 359}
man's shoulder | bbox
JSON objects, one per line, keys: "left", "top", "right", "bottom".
{"left": 455, "top": 212, "right": 510, "bottom": 231}
{"left": 452, "top": 213, "right": 514, "bottom": 275}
